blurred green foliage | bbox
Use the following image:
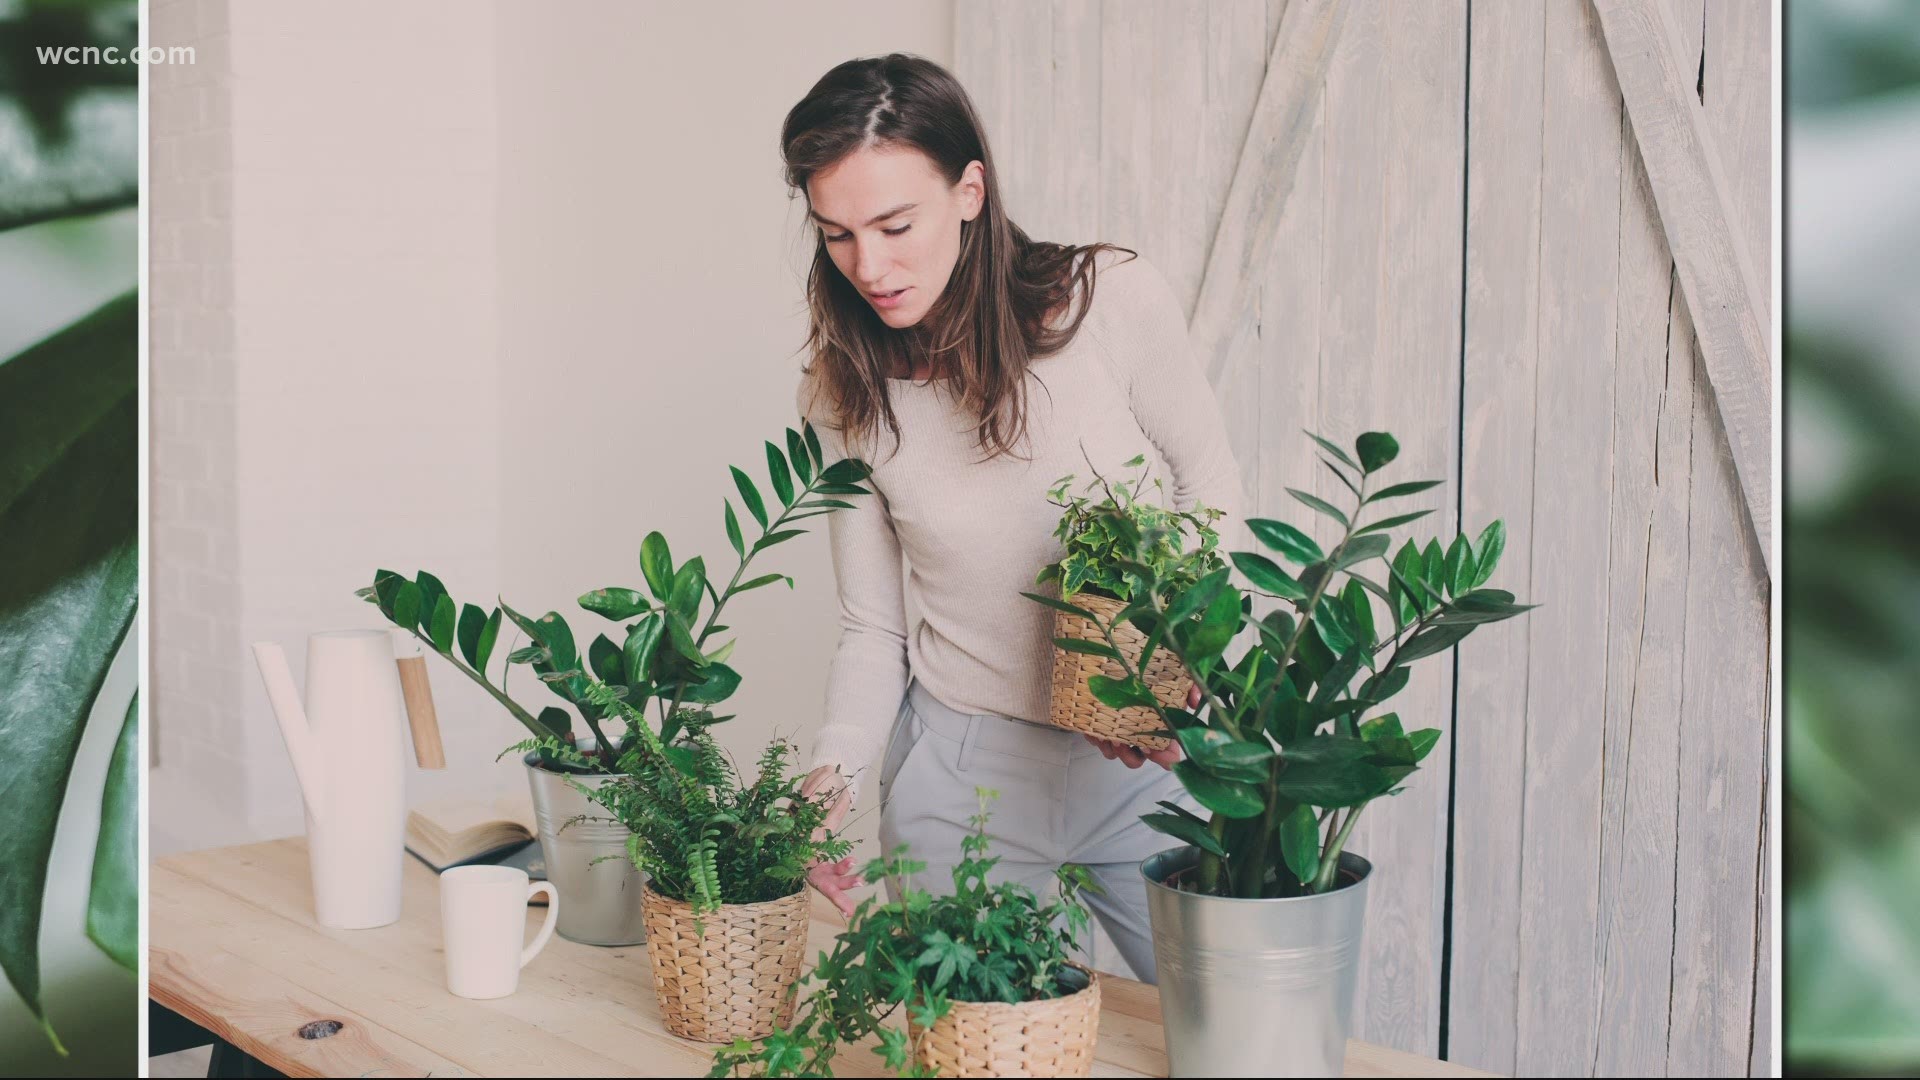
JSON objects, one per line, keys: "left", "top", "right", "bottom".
{"left": 1789, "top": 0, "right": 1920, "bottom": 1073}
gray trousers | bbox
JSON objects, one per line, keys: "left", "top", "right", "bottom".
{"left": 875, "top": 680, "right": 1196, "bottom": 983}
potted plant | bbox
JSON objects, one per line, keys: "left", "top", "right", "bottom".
{"left": 571, "top": 679, "right": 849, "bottom": 1043}
{"left": 1028, "top": 430, "right": 1534, "bottom": 1077}
{"left": 359, "top": 422, "right": 871, "bottom": 946}
{"left": 1035, "top": 453, "right": 1224, "bottom": 751}
{"left": 709, "top": 790, "right": 1102, "bottom": 1078}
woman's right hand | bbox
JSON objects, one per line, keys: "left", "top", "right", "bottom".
{"left": 800, "top": 764, "right": 860, "bottom": 919}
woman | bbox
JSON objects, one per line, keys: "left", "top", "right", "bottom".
{"left": 787, "top": 54, "right": 1243, "bottom": 983}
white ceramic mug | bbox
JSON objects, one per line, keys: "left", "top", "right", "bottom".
{"left": 439, "top": 865, "right": 559, "bottom": 999}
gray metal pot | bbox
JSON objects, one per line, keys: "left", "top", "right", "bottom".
{"left": 1142, "top": 845, "right": 1372, "bottom": 1078}
{"left": 524, "top": 754, "right": 646, "bottom": 946}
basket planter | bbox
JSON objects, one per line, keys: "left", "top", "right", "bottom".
{"left": 907, "top": 965, "right": 1101, "bottom": 1078}
{"left": 641, "top": 884, "right": 809, "bottom": 1044}
{"left": 1048, "top": 592, "right": 1189, "bottom": 751}
{"left": 1143, "top": 846, "right": 1372, "bottom": 1077}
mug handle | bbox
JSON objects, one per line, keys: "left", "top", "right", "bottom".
{"left": 521, "top": 882, "right": 559, "bottom": 968}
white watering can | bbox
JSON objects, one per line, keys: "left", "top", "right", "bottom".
{"left": 252, "top": 629, "right": 414, "bottom": 929}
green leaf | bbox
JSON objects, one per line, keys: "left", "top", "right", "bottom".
{"left": 734, "top": 572, "right": 793, "bottom": 594}
{"left": 680, "top": 662, "right": 743, "bottom": 705}
{"left": 372, "top": 570, "right": 404, "bottom": 619}
{"left": 1231, "top": 551, "right": 1306, "bottom": 600}
{"left": 668, "top": 558, "right": 707, "bottom": 623}
{"left": 534, "top": 707, "right": 571, "bottom": 740}
{"left": 640, "top": 531, "right": 674, "bottom": 600}
{"left": 1422, "top": 539, "right": 1445, "bottom": 601}
{"left": 1444, "top": 536, "right": 1471, "bottom": 598}
{"left": 1355, "top": 431, "right": 1400, "bottom": 472}
{"left": 1356, "top": 509, "right": 1436, "bottom": 535}
{"left": 1288, "top": 488, "right": 1350, "bottom": 527}
{"left": 786, "top": 428, "right": 813, "bottom": 486}
{"left": 1357, "top": 666, "right": 1411, "bottom": 704}
{"left": 429, "top": 593, "right": 457, "bottom": 654}
{"left": 1321, "top": 457, "right": 1360, "bottom": 498}
{"left": 820, "top": 458, "right": 872, "bottom": 485}
{"left": 588, "top": 634, "right": 624, "bottom": 683}
{"left": 1051, "top": 637, "right": 1121, "bottom": 660}
{"left": 724, "top": 499, "right": 745, "bottom": 558}
{"left": 1342, "top": 579, "right": 1376, "bottom": 650}
{"left": 731, "top": 465, "right": 768, "bottom": 528}
{"left": 752, "top": 528, "right": 807, "bottom": 551}
{"left": 1332, "top": 533, "right": 1392, "bottom": 570}
{"left": 1433, "top": 589, "right": 1539, "bottom": 625}
{"left": 1471, "top": 520, "right": 1507, "bottom": 587}
{"left": 624, "top": 613, "right": 666, "bottom": 682}
{"left": 803, "top": 421, "right": 825, "bottom": 472}
{"left": 0, "top": 291, "right": 138, "bottom": 1032}
{"left": 1174, "top": 728, "right": 1273, "bottom": 783}
{"left": 579, "top": 587, "right": 650, "bottom": 621}
{"left": 476, "top": 608, "right": 503, "bottom": 674}
{"left": 413, "top": 571, "right": 448, "bottom": 633}
{"left": 457, "top": 603, "right": 487, "bottom": 667}
{"left": 1278, "top": 803, "right": 1321, "bottom": 886}
{"left": 1313, "top": 595, "right": 1357, "bottom": 656}
{"left": 87, "top": 693, "right": 138, "bottom": 973}
{"left": 392, "top": 580, "right": 422, "bottom": 632}
{"left": 1246, "top": 518, "right": 1325, "bottom": 564}
{"left": 666, "top": 611, "right": 707, "bottom": 666}
{"left": 1142, "top": 811, "right": 1230, "bottom": 857}
{"left": 1020, "top": 590, "right": 1100, "bottom": 622}
{"left": 508, "top": 645, "right": 548, "bottom": 665}
{"left": 766, "top": 441, "right": 796, "bottom": 507}
{"left": 1273, "top": 736, "right": 1394, "bottom": 807}
{"left": 1396, "top": 623, "right": 1474, "bottom": 662}
{"left": 1366, "top": 479, "right": 1443, "bottom": 503}
{"left": 1306, "top": 431, "right": 1359, "bottom": 471}
{"left": 1359, "top": 712, "right": 1405, "bottom": 742}
{"left": 1173, "top": 762, "right": 1265, "bottom": 818}
{"left": 1408, "top": 728, "right": 1443, "bottom": 762}
{"left": 1087, "top": 675, "right": 1158, "bottom": 711}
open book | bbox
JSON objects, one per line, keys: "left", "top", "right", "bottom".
{"left": 405, "top": 790, "right": 538, "bottom": 873}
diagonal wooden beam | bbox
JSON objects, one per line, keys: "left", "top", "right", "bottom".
{"left": 1593, "top": 0, "right": 1774, "bottom": 580}
{"left": 1188, "top": 0, "right": 1350, "bottom": 383}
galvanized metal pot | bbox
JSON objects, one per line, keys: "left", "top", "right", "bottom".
{"left": 1142, "top": 845, "right": 1372, "bottom": 1078}
{"left": 523, "top": 754, "right": 646, "bottom": 946}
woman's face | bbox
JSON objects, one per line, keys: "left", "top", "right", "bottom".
{"left": 807, "top": 143, "right": 984, "bottom": 330}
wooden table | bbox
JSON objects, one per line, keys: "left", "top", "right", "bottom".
{"left": 152, "top": 839, "right": 1491, "bottom": 1077}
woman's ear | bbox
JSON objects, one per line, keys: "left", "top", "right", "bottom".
{"left": 960, "top": 160, "right": 986, "bottom": 222}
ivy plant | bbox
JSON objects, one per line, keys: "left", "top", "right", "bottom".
{"left": 359, "top": 421, "right": 871, "bottom": 773}
{"left": 1035, "top": 452, "right": 1223, "bottom": 603}
{"left": 1026, "top": 430, "right": 1535, "bottom": 898}
{"left": 709, "top": 790, "right": 1094, "bottom": 1078}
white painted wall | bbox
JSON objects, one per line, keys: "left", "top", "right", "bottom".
{"left": 149, "top": 1, "right": 952, "bottom": 853}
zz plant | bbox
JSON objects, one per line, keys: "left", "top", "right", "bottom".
{"left": 572, "top": 679, "right": 849, "bottom": 919}
{"left": 1026, "top": 430, "right": 1535, "bottom": 897}
{"left": 1036, "top": 452, "right": 1223, "bottom": 603}
{"left": 358, "top": 421, "right": 871, "bottom": 772}
{"left": 709, "top": 790, "right": 1094, "bottom": 1078}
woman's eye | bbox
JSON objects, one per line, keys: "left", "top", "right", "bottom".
{"left": 822, "top": 224, "right": 910, "bottom": 243}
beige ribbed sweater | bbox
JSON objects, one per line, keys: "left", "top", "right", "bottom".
{"left": 798, "top": 250, "right": 1246, "bottom": 808}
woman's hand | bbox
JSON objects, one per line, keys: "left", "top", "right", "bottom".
{"left": 1082, "top": 682, "right": 1202, "bottom": 770}
{"left": 799, "top": 764, "right": 860, "bottom": 919}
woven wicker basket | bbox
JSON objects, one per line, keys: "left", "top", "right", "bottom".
{"left": 640, "top": 883, "right": 809, "bottom": 1044}
{"left": 1048, "top": 592, "right": 1189, "bottom": 751}
{"left": 908, "top": 966, "right": 1101, "bottom": 1078}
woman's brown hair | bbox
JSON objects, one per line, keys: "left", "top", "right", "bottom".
{"left": 782, "top": 53, "right": 1133, "bottom": 461}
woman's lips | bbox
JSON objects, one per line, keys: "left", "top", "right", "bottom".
{"left": 869, "top": 287, "right": 911, "bottom": 310}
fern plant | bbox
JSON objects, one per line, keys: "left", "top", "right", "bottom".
{"left": 709, "top": 791, "right": 1094, "bottom": 1078}
{"left": 573, "top": 679, "right": 850, "bottom": 917}
{"left": 1036, "top": 452, "right": 1223, "bottom": 603}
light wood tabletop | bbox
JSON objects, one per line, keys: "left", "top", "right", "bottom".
{"left": 151, "top": 838, "right": 1494, "bottom": 1078}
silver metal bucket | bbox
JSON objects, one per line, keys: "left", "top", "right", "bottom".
{"left": 524, "top": 754, "right": 646, "bottom": 946}
{"left": 1142, "top": 845, "right": 1372, "bottom": 1078}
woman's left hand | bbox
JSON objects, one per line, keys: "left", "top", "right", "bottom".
{"left": 1082, "top": 682, "right": 1202, "bottom": 770}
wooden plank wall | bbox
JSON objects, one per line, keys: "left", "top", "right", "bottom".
{"left": 954, "top": 1, "right": 1770, "bottom": 1074}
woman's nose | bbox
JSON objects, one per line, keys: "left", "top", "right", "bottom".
{"left": 853, "top": 239, "right": 888, "bottom": 286}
